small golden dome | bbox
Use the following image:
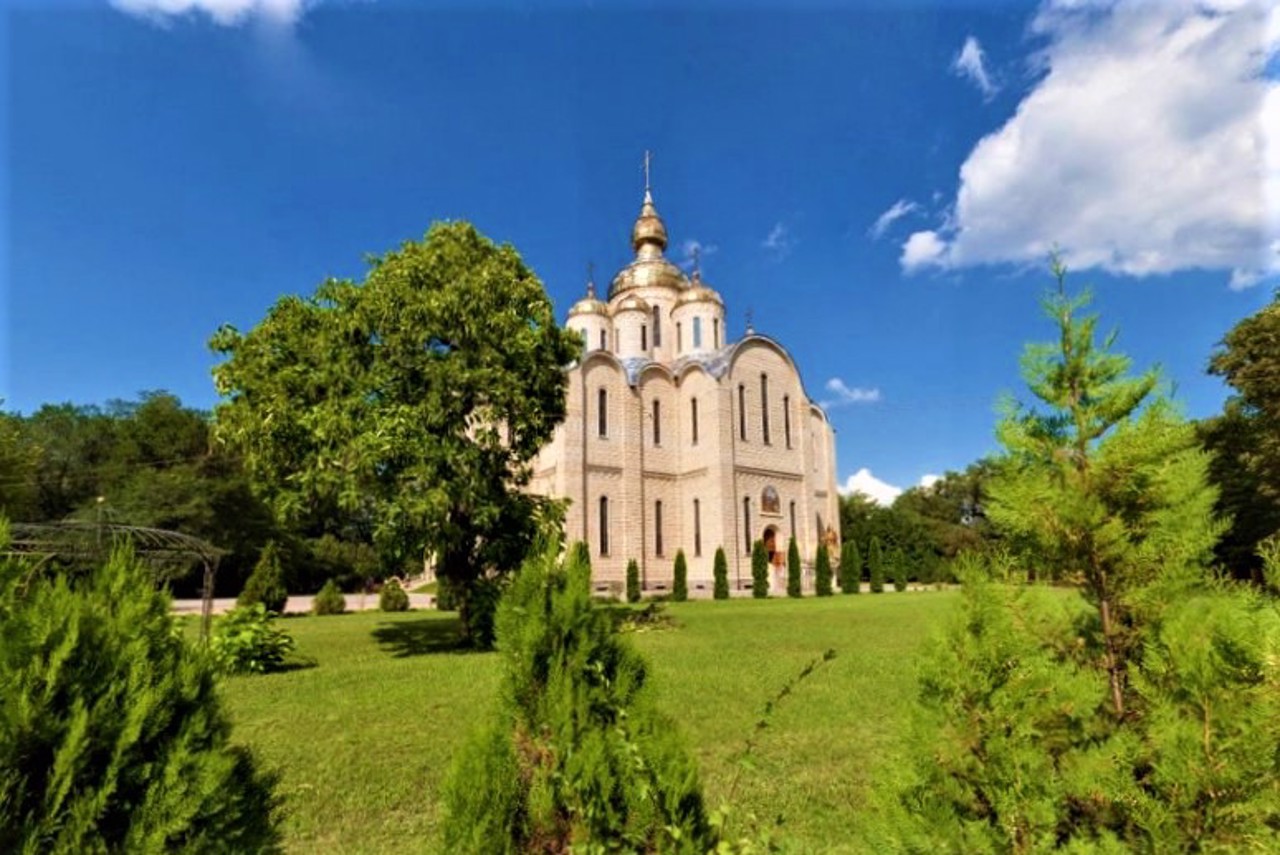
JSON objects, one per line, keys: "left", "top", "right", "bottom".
{"left": 568, "top": 298, "right": 609, "bottom": 318}
{"left": 614, "top": 293, "right": 651, "bottom": 313}
{"left": 676, "top": 277, "right": 724, "bottom": 307}
{"left": 631, "top": 190, "right": 668, "bottom": 253}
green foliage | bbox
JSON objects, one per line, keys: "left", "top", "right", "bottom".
{"left": 436, "top": 575, "right": 458, "bottom": 611}
{"left": 305, "top": 534, "right": 380, "bottom": 592}
{"left": 312, "top": 579, "right": 346, "bottom": 616}
{"left": 868, "top": 537, "right": 885, "bottom": 593}
{"left": 378, "top": 578, "right": 410, "bottom": 612}
{"left": 238, "top": 541, "right": 288, "bottom": 613}
{"left": 626, "top": 558, "right": 642, "bottom": 603}
{"left": 786, "top": 537, "right": 802, "bottom": 598}
{"left": 673, "top": 549, "right": 689, "bottom": 602}
{"left": 892, "top": 547, "right": 908, "bottom": 592}
{"left": 814, "top": 543, "right": 833, "bottom": 596}
{"left": 211, "top": 222, "right": 582, "bottom": 644}
{"left": 839, "top": 540, "right": 860, "bottom": 594}
{"left": 750, "top": 540, "right": 769, "bottom": 598}
{"left": 713, "top": 547, "right": 729, "bottom": 600}
{"left": 211, "top": 603, "right": 296, "bottom": 675}
{"left": 0, "top": 528, "right": 281, "bottom": 853}
{"left": 440, "top": 539, "right": 715, "bottom": 853}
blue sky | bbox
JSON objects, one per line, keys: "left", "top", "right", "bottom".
{"left": 4, "top": 0, "right": 1278, "bottom": 501}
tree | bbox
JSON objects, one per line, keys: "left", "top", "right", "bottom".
{"left": 751, "top": 539, "right": 769, "bottom": 598}
{"left": 210, "top": 222, "right": 581, "bottom": 645}
{"left": 672, "top": 549, "right": 688, "bottom": 601}
{"left": 839, "top": 540, "right": 861, "bottom": 594}
{"left": 0, "top": 525, "right": 281, "bottom": 852}
{"left": 786, "top": 536, "right": 802, "bottom": 598}
{"left": 892, "top": 547, "right": 908, "bottom": 592}
{"left": 867, "top": 537, "right": 885, "bottom": 593}
{"left": 626, "top": 557, "right": 641, "bottom": 603}
{"left": 713, "top": 546, "right": 729, "bottom": 600}
{"left": 814, "top": 542, "right": 833, "bottom": 596}
{"left": 238, "top": 541, "right": 288, "bottom": 613}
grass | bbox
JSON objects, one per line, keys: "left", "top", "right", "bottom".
{"left": 219, "top": 591, "right": 959, "bottom": 853}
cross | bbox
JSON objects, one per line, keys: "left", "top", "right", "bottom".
{"left": 643, "top": 150, "right": 651, "bottom": 192}
{"left": 586, "top": 261, "right": 596, "bottom": 298}
{"left": 745, "top": 307, "right": 755, "bottom": 334}
{"left": 691, "top": 244, "right": 701, "bottom": 278}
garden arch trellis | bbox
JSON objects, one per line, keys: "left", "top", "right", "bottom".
{"left": 4, "top": 521, "right": 224, "bottom": 639}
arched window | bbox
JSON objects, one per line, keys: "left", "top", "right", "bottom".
{"left": 784, "top": 395, "right": 792, "bottom": 448}
{"left": 743, "top": 497, "right": 752, "bottom": 554}
{"left": 597, "top": 388, "right": 608, "bottom": 437}
{"left": 599, "top": 329, "right": 607, "bottom": 351}
{"left": 789, "top": 501, "right": 797, "bottom": 540}
{"left": 693, "top": 498, "right": 702, "bottom": 557}
{"left": 762, "top": 486, "right": 780, "bottom": 514}
{"left": 738, "top": 384, "right": 747, "bottom": 441}
{"left": 690, "top": 398, "right": 699, "bottom": 445}
{"left": 677, "top": 322, "right": 683, "bottom": 353}
{"left": 654, "top": 500, "right": 664, "bottom": 556}
{"left": 641, "top": 324, "right": 648, "bottom": 352}
{"left": 652, "top": 399, "right": 661, "bottom": 446}
{"left": 693, "top": 316, "right": 703, "bottom": 349}
{"left": 760, "top": 374, "right": 771, "bottom": 445}
{"left": 713, "top": 318, "right": 720, "bottom": 348}
{"left": 599, "top": 496, "right": 610, "bottom": 556}
{"left": 652, "top": 306, "right": 662, "bottom": 347}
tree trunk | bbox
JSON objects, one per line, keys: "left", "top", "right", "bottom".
{"left": 1098, "top": 594, "right": 1125, "bottom": 718}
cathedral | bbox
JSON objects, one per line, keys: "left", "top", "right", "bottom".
{"left": 528, "top": 173, "right": 840, "bottom": 594}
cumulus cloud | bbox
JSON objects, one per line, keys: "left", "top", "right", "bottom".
{"left": 820, "top": 378, "right": 882, "bottom": 409}
{"left": 761, "top": 222, "right": 794, "bottom": 259}
{"left": 111, "top": 0, "right": 309, "bottom": 26}
{"left": 869, "top": 199, "right": 921, "bottom": 239}
{"left": 839, "top": 468, "right": 903, "bottom": 506}
{"left": 952, "top": 36, "right": 998, "bottom": 99}
{"left": 919, "top": 474, "right": 941, "bottom": 489}
{"left": 902, "top": 0, "right": 1280, "bottom": 289}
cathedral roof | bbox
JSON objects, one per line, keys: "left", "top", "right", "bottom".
{"left": 567, "top": 275, "right": 609, "bottom": 317}
{"left": 676, "top": 271, "right": 724, "bottom": 307}
{"left": 613, "top": 293, "right": 651, "bottom": 313}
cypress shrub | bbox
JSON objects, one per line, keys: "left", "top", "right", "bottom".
{"left": 379, "top": 578, "right": 410, "bottom": 612}
{"left": 815, "top": 542, "right": 833, "bottom": 596}
{"left": 626, "top": 558, "right": 641, "bottom": 603}
{"left": 238, "top": 540, "right": 288, "bottom": 614}
{"left": 893, "top": 548, "right": 909, "bottom": 592}
{"left": 672, "top": 550, "right": 688, "bottom": 602}
{"left": 0, "top": 529, "right": 281, "bottom": 853}
{"left": 786, "top": 537, "right": 802, "bottom": 598}
{"left": 868, "top": 537, "right": 885, "bottom": 593}
{"left": 312, "top": 579, "right": 346, "bottom": 615}
{"left": 713, "top": 547, "right": 729, "bottom": 600}
{"left": 839, "top": 540, "right": 861, "bottom": 594}
{"left": 751, "top": 539, "right": 769, "bottom": 598}
{"left": 440, "top": 538, "right": 715, "bottom": 853}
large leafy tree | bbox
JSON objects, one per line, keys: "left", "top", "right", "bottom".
{"left": 210, "top": 222, "right": 581, "bottom": 643}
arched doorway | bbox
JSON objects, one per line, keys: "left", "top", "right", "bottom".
{"left": 762, "top": 525, "right": 779, "bottom": 567}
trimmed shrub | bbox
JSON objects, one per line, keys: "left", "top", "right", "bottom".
{"left": 751, "top": 539, "right": 769, "bottom": 598}
{"left": 440, "top": 538, "right": 715, "bottom": 853}
{"left": 893, "top": 547, "right": 909, "bottom": 592}
{"left": 713, "top": 547, "right": 729, "bottom": 600}
{"left": 815, "top": 542, "right": 833, "bottom": 596}
{"left": 626, "top": 558, "right": 641, "bottom": 603}
{"left": 672, "top": 549, "right": 688, "bottom": 602}
{"left": 210, "top": 603, "right": 295, "bottom": 675}
{"left": 312, "top": 579, "right": 346, "bottom": 615}
{"left": 786, "top": 537, "right": 802, "bottom": 598}
{"left": 839, "top": 540, "right": 861, "bottom": 594}
{"left": 0, "top": 530, "right": 281, "bottom": 853}
{"left": 379, "top": 578, "right": 410, "bottom": 612}
{"left": 238, "top": 540, "right": 288, "bottom": 614}
{"left": 868, "top": 537, "right": 885, "bottom": 593}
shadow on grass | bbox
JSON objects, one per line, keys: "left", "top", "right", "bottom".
{"left": 372, "top": 616, "right": 473, "bottom": 657}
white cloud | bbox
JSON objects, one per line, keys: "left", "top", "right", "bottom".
{"left": 839, "top": 468, "right": 903, "bottom": 506}
{"left": 952, "top": 36, "right": 998, "bottom": 99}
{"left": 869, "top": 199, "right": 920, "bottom": 239}
{"left": 820, "top": 378, "right": 882, "bottom": 409}
{"left": 903, "top": 0, "right": 1280, "bottom": 289}
{"left": 919, "top": 474, "right": 941, "bottom": 489}
{"left": 111, "top": 0, "right": 309, "bottom": 26}
{"left": 761, "top": 222, "right": 793, "bottom": 259}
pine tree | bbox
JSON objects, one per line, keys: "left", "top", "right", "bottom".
{"left": 238, "top": 540, "right": 288, "bottom": 614}
{"left": 440, "top": 538, "right": 715, "bottom": 853}
{"left": 786, "top": 536, "right": 802, "bottom": 597}
{"left": 814, "top": 542, "right": 833, "bottom": 596}
{"left": 0, "top": 526, "right": 281, "bottom": 853}
{"left": 751, "top": 539, "right": 769, "bottom": 598}
{"left": 626, "top": 558, "right": 641, "bottom": 603}
{"left": 868, "top": 537, "right": 885, "bottom": 593}
{"left": 839, "top": 540, "right": 861, "bottom": 594}
{"left": 713, "top": 547, "right": 729, "bottom": 600}
{"left": 672, "top": 549, "right": 688, "bottom": 602}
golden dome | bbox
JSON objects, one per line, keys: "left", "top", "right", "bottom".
{"left": 676, "top": 272, "right": 724, "bottom": 307}
{"left": 610, "top": 256, "right": 688, "bottom": 297}
{"left": 631, "top": 190, "right": 668, "bottom": 253}
{"left": 614, "top": 293, "right": 651, "bottom": 313}
{"left": 568, "top": 297, "right": 609, "bottom": 318}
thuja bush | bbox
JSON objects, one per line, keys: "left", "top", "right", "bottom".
{"left": 713, "top": 547, "right": 729, "bottom": 600}
{"left": 312, "top": 579, "right": 346, "bottom": 615}
{"left": 440, "top": 538, "right": 715, "bottom": 854}
{"left": 626, "top": 558, "right": 641, "bottom": 603}
{"left": 892, "top": 548, "right": 909, "bottom": 592}
{"left": 839, "top": 540, "right": 861, "bottom": 594}
{"left": 0, "top": 528, "right": 281, "bottom": 853}
{"left": 814, "top": 542, "right": 833, "bottom": 596}
{"left": 868, "top": 537, "right": 885, "bottom": 593}
{"left": 210, "top": 603, "right": 296, "bottom": 675}
{"left": 379, "top": 578, "right": 410, "bottom": 612}
{"left": 786, "top": 537, "right": 802, "bottom": 598}
{"left": 751, "top": 540, "right": 769, "bottom": 598}
{"left": 672, "top": 549, "right": 688, "bottom": 602}
{"left": 237, "top": 540, "right": 288, "bottom": 614}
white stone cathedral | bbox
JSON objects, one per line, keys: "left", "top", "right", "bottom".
{"left": 528, "top": 175, "right": 840, "bottom": 594}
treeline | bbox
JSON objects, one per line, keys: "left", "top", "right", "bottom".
{"left": 0, "top": 391, "right": 393, "bottom": 596}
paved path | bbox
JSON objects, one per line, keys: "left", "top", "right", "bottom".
{"left": 172, "top": 593, "right": 435, "bottom": 616}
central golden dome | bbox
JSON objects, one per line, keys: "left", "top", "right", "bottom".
{"left": 609, "top": 187, "right": 689, "bottom": 298}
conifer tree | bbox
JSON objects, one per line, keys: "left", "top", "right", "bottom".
{"left": 713, "top": 547, "right": 729, "bottom": 600}
{"left": 868, "top": 537, "right": 885, "bottom": 593}
{"left": 672, "top": 549, "right": 688, "bottom": 602}
{"left": 626, "top": 558, "right": 641, "bottom": 603}
{"left": 751, "top": 540, "right": 769, "bottom": 598}
{"left": 892, "top": 547, "right": 909, "bottom": 592}
{"left": 839, "top": 540, "right": 861, "bottom": 594}
{"left": 237, "top": 540, "right": 288, "bottom": 614}
{"left": 814, "top": 542, "right": 833, "bottom": 596}
{"left": 786, "top": 536, "right": 802, "bottom": 597}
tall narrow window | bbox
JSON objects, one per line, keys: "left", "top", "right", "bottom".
{"left": 713, "top": 318, "right": 720, "bottom": 348}
{"left": 694, "top": 499, "right": 702, "bottom": 557}
{"left": 692, "top": 316, "right": 703, "bottom": 349}
{"left": 641, "top": 325, "right": 648, "bottom": 352}
{"left": 761, "top": 374, "right": 771, "bottom": 444}
{"left": 654, "top": 500, "right": 664, "bottom": 557}
{"left": 691, "top": 398, "right": 699, "bottom": 445}
{"left": 677, "top": 322, "right": 683, "bottom": 353}
{"left": 738, "top": 385, "right": 747, "bottom": 440}
{"left": 652, "top": 399, "right": 661, "bottom": 446}
{"left": 784, "top": 395, "right": 792, "bottom": 448}
{"left": 597, "top": 388, "right": 607, "bottom": 437}
{"left": 599, "top": 329, "right": 607, "bottom": 351}
{"left": 599, "top": 496, "right": 610, "bottom": 556}
{"left": 789, "top": 501, "right": 797, "bottom": 541}
{"left": 743, "top": 497, "right": 752, "bottom": 554}
{"left": 652, "top": 306, "right": 661, "bottom": 347}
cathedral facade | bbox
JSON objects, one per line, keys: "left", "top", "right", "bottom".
{"left": 528, "top": 181, "right": 839, "bottom": 594}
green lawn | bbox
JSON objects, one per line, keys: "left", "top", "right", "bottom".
{"left": 220, "top": 592, "right": 959, "bottom": 853}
